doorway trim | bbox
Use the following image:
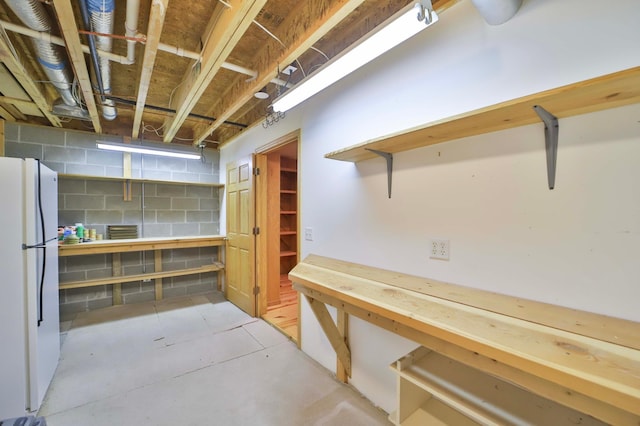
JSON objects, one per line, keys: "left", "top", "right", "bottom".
{"left": 255, "top": 130, "right": 301, "bottom": 345}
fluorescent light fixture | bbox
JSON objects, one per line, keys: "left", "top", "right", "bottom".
{"left": 96, "top": 142, "right": 201, "bottom": 160}
{"left": 272, "top": 2, "right": 438, "bottom": 112}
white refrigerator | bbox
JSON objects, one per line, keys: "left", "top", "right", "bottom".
{"left": 0, "top": 158, "right": 60, "bottom": 419}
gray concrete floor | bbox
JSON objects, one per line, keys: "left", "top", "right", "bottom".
{"left": 39, "top": 292, "right": 389, "bottom": 425}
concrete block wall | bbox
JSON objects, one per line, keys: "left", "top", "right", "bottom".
{"left": 4, "top": 122, "right": 219, "bottom": 182}
{"left": 5, "top": 122, "right": 223, "bottom": 317}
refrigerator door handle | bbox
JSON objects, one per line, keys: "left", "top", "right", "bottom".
{"left": 22, "top": 236, "right": 58, "bottom": 250}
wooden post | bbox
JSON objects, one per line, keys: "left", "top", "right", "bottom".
{"left": 337, "top": 309, "right": 350, "bottom": 383}
{"left": 112, "top": 253, "right": 122, "bottom": 304}
{"left": 154, "top": 249, "right": 163, "bottom": 300}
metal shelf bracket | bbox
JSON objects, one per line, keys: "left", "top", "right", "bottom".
{"left": 533, "top": 105, "right": 559, "bottom": 190}
{"left": 365, "top": 148, "right": 393, "bottom": 198}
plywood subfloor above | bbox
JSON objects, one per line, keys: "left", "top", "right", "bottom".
{"left": 325, "top": 67, "right": 640, "bottom": 162}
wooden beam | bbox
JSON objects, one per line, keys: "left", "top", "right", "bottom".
{"left": 154, "top": 249, "right": 163, "bottom": 300}
{"left": 0, "top": 34, "right": 61, "bottom": 126}
{"left": 336, "top": 309, "right": 349, "bottom": 383}
{"left": 112, "top": 253, "right": 122, "bottom": 305}
{"left": 304, "top": 294, "right": 352, "bottom": 377}
{"left": 193, "top": 0, "right": 364, "bottom": 145}
{"left": 0, "top": 105, "right": 16, "bottom": 122}
{"left": 162, "top": 0, "right": 267, "bottom": 142}
{"left": 0, "top": 95, "right": 38, "bottom": 111}
{"left": 132, "top": 0, "right": 169, "bottom": 139}
{"left": 51, "top": 0, "right": 102, "bottom": 133}
{"left": 194, "top": 0, "right": 458, "bottom": 146}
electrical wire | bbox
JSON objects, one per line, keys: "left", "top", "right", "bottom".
{"left": 252, "top": 19, "right": 306, "bottom": 77}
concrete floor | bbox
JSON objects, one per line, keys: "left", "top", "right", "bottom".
{"left": 39, "top": 292, "right": 389, "bottom": 426}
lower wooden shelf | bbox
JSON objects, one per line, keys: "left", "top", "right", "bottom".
{"left": 59, "top": 263, "right": 223, "bottom": 290}
{"left": 391, "top": 346, "right": 606, "bottom": 426}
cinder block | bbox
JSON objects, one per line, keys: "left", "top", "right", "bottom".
{"left": 87, "top": 297, "right": 113, "bottom": 311}
{"left": 171, "top": 172, "right": 199, "bottom": 183}
{"left": 171, "top": 223, "right": 199, "bottom": 236}
{"left": 5, "top": 141, "right": 43, "bottom": 159}
{"left": 200, "top": 223, "right": 219, "bottom": 235}
{"left": 87, "top": 149, "right": 122, "bottom": 167}
{"left": 143, "top": 196, "right": 171, "bottom": 209}
{"left": 66, "top": 129, "right": 116, "bottom": 149}
{"left": 162, "top": 286, "right": 187, "bottom": 298}
{"left": 186, "top": 282, "right": 216, "bottom": 295}
{"left": 155, "top": 156, "right": 186, "bottom": 172}
{"left": 198, "top": 174, "right": 219, "bottom": 184}
{"left": 59, "top": 300, "right": 88, "bottom": 320}
{"left": 59, "top": 178, "right": 87, "bottom": 194}
{"left": 186, "top": 186, "right": 213, "bottom": 198}
{"left": 136, "top": 170, "right": 171, "bottom": 181}
{"left": 187, "top": 210, "right": 213, "bottom": 222}
{"left": 4, "top": 122, "right": 19, "bottom": 140}
{"left": 156, "top": 184, "right": 186, "bottom": 197}
{"left": 105, "top": 166, "right": 125, "bottom": 177}
{"left": 123, "top": 210, "right": 143, "bottom": 225}
{"left": 199, "top": 198, "right": 216, "bottom": 210}
{"left": 171, "top": 198, "right": 199, "bottom": 210}
{"left": 44, "top": 161, "right": 65, "bottom": 173}
{"left": 140, "top": 224, "right": 168, "bottom": 238}
{"left": 171, "top": 247, "right": 200, "bottom": 261}
{"left": 21, "top": 124, "right": 65, "bottom": 145}
{"left": 45, "top": 145, "right": 86, "bottom": 163}
{"left": 86, "top": 268, "right": 112, "bottom": 280}
{"left": 58, "top": 210, "right": 86, "bottom": 226}
{"left": 86, "top": 210, "right": 124, "bottom": 225}
{"left": 121, "top": 282, "right": 142, "bottom": 294}
{"left": 64, "top": 286, "right": 108, "bottom": 302}
{"left": 106, "top": 195, "right": 142, "bottom": 210}
{"left": 65, "top": 194, "right": 105, "bottom": 210}
{"left": 123, "top": 290, "right": 155, "bottom": 304}
{"left": 157, "top": 210, "right": 186, "bottom": 223}
{"left": 58, "top": 270, "right": 86, "bottom": 283}
{"left": 65, "top": 254, "right": 107, "bottom": 271}
{"left": 65, "top": 164, "right": 106, "bottom": 176}
{"left": 187, "top": 159, "right": 215, "bottom": 174}
{"left": 87, "top": 180, "right": 124, "bottom": 195}
{"left": 161, "top": 260, "right": 188, "bottom": 272}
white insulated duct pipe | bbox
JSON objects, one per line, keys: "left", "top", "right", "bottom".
{"left": 4, "top": 0, "right": 76, "bottom": 106}
{"left": 470, "top": 0, "right": 523, "bottom": 25}
{"left": 87, "top": 0, "right": 117, "bottom": 120}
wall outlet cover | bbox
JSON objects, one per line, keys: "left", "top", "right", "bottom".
{"left": 430, "top": 239, "right": 450, "bottom": 261}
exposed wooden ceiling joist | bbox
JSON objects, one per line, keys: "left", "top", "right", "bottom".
{"left": 0, "top": 104, "right": 16, "bottom": 121}
{"left": 0, "top": 33, "right": 62, "bottom": 127}
{"left": 132, "top": 0, "right": 169, "bottom": 139}
{"left": 162, "top": 0, "right": 268, "bottom": 143}
{"left": 193, "top": 0, "right": 367, "bottom": 146}
{"left": 51, "top": 0, "right": 102, "bottom": 133}
{"left": 195, "top": 0, "right": 459, "bottom": 146}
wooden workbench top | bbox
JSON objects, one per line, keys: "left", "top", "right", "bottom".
{"left": 58, "top": 235, "right": 226, "bottom": 256}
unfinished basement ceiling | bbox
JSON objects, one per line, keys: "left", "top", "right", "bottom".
{"left": 0, "top": 0, "right": 456, "bottom": 147}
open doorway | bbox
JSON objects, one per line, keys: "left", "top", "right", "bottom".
{"left": 256, "top": 134, "right": 299, "bottom": 343}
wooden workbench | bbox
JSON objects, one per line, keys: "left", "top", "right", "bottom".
{"left": 59, "top": 235, "right": 225, "bottom": 303}
{"left": 289, "top": 255, "right": 640, "bottom": 425}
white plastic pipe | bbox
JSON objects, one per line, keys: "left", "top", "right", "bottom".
{"left": 125, "top": 0, "right": 140, "bottom": 63}
{"left": 470, "top": 0, "right": 523, "bottom": 25}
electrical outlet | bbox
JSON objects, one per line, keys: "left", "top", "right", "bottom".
{"left": 430, "top": 239, "right": 450, "bottom": 261}
{"left": 304, "top": 227, "right": 313, "bottom": 241}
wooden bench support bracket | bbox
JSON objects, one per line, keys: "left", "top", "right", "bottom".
{"left": 304, "top": 294, "right": 352, "bottom": 378}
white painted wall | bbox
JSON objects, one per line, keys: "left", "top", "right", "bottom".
{"left": 220, "top": 0, "right": 640, "bottom": 413}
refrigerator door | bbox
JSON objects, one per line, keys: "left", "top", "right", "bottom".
{"left": 0, "top": 158, "right": 29, "bottom": 419}
{"left": 23, "top": 159, "right": 60, "bottom": 412}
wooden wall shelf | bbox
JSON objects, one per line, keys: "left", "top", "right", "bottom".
{"left": 325, "top": 67, "right": 640, "bottom": 163}
{"left": 59, "top": 235, "right": 225, "bottom": 304}
{"left": 59, "top": 173, "right": 224, "bottom": 188}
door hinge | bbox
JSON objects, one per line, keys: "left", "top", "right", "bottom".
{"left": 253, "top": 167, "right": 260, "bottom": 176}
{"left": 253, "top": 287, "right": 260, "bottom": 295}
{"left": 253, "top": 227, "right": 260, "bottom": 235}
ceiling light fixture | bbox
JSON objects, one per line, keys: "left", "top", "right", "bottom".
{"left": 96, "top": 142, "right": 201, "bottom": 160}
{"left": 272, "top": 1, "right": 439, "bottom": 113}
{"left": 254, "top": 88, "right": 269, "bottom": 99}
